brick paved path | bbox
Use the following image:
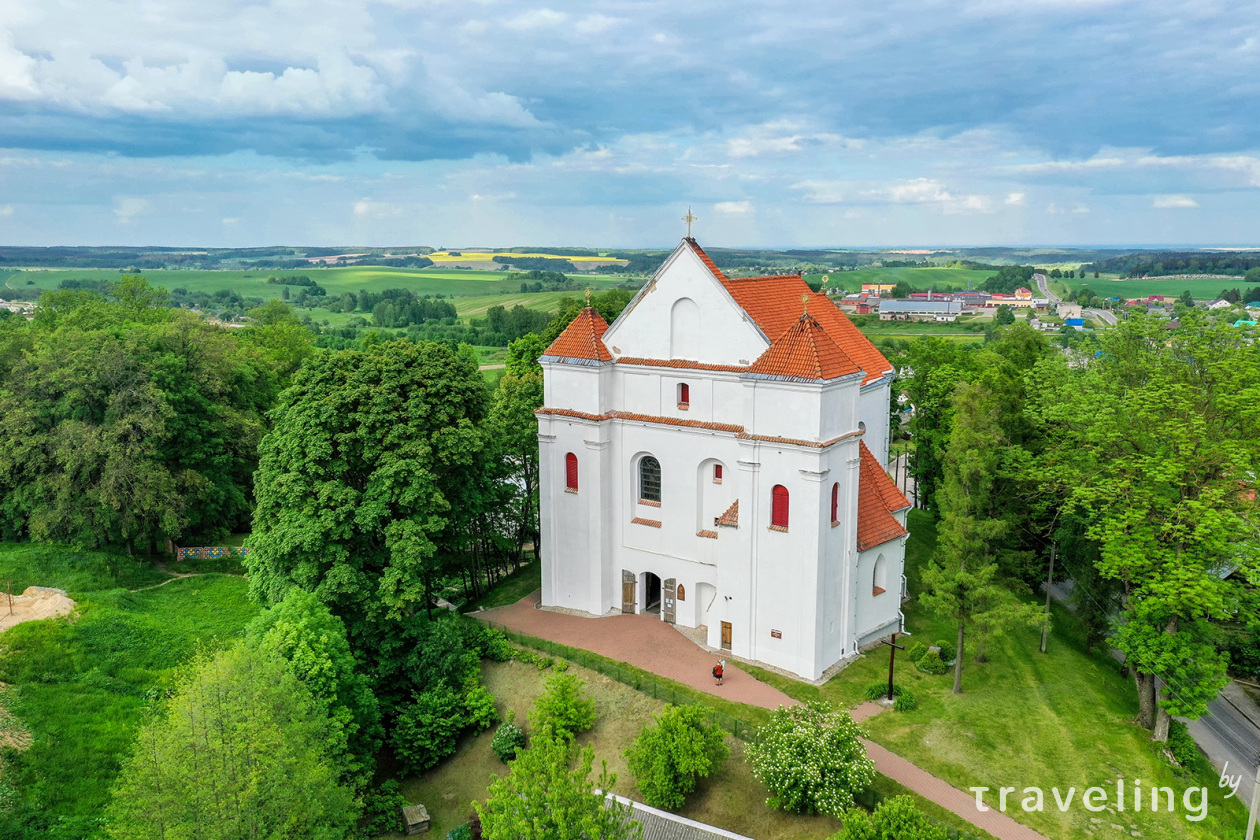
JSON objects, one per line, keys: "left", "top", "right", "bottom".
{"left": 477, "top": 593, "right": 1049, "bottom": 840}
{"left": 477, "top": 591, "right": 796, "bottom": 709}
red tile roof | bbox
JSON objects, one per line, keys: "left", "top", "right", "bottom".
{"left": 543, "top": 307, "right": 612, "bottom": 361}
{"left": 614, "top": 357, "right": 748, "bottom": 373}
{"left": 719, "top": 273, "right": 893, "bottom": 385}
{"left": 747, "top": 313, "right": 861, "bottom": 381}
{"left": 856, "top": 440, "right": 911, "bottom": 552}
{"left": 685, "top": 238, "right": 727, "bottom": 280}
{"left": 714, "top": 499, "right": 739, "bottom": 528}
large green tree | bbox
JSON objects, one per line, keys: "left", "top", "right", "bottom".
{"left": 1031, "top": 313, "right": 1260, "bottom": 740}
{"left": 246, "top": 338, "right": 489, "bottom": 681}
{"left": 625, "top": 704, "right": 729, "bottom": 810}
{"left": 920, "top": 382, "right": 1041, "bottom": 693}
{"left": 0, "top": 279, "right": 305, "bottom": 549}
{"left": 475, "top": 735, "right": 640, "bottom": 840}
{"left": 107, "top": 643, "right": 356, "bottom": 840}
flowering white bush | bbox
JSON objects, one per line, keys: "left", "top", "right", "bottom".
{"left": 746, "top": 701, "right": 875, "bottom": 817}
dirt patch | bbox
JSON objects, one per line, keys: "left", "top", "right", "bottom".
{"left": 0, "top": 586, "right": 76, "bottom": 633}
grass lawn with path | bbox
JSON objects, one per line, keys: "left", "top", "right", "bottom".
{"left": 0, "top": 542, "right": 259, "bottom": 831}
{"left": 743, "top": 510, "right": 1250, "bottom": 840}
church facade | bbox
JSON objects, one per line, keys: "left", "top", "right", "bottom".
{"left": 536, "top": 239, "right": 910, "bottom": 681}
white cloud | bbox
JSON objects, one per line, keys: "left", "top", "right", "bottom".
{"left": 714, "top": 200, "right": 753, "bottom": 214}
{"left": 1153, "top": 194, "right": 1199, "bottom": 208}
{"left": 113, "top": 196, "right": 148, "bottom": 223}
{"left": 0, "top": 204, "right": 12, "bottom": 216}
{"left": 1005, "top": 192, "right": 1025, "bottom": 206}
{"left": 864, "top": 178, "right": 953, "bottom": 204}
{"left": 504, "top": 9, "right": 569, "bottom": 31}
{"left": 352, "top": 198, "right": 405, "bottom": 217}
{"left": 221, "top": 216, "right": 240, "bottom": 224}
{"left": 727, "top": 122, "right": 855, "bottom": 159}
{"left": 575, "top": 14, "right": 622, "bottom": 35}
{"left": 791, "top": 179, "right": 845, "bottom": 204}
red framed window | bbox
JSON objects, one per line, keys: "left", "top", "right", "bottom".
{"left": 714, "top": 464, "right": 723, "bottom": 483}
{"left": 565, "top": 452, "right": 578, "bottom": 492}
{"left": 771, "top": 485, "right": 789, "bottom": 530}
{"left": 830, "top": 482, "right": 839, "bottom": 524}
{"left": 678, "top": 382, "right": 690, "bottom": 408}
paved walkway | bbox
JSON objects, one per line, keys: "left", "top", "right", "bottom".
{"left": 477, "top": 592, "right": 1049, "bottom": 840}
{"left": 477, "top": 591, "right": 795, "bottom": 709}
{"left": 852, "top": 703, "right": 1049, "bottom": 840}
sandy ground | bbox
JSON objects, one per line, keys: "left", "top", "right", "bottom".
{"left": 0, "top": 586, "right": 76, "bottom": 633}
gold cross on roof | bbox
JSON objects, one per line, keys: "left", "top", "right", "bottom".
{"left": 682, "top": 207, "right": 697, "bottom": 238}
{"left": 802, "top": 294, "right": 810, "bottom": 315}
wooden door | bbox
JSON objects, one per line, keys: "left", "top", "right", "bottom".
{"left": 720, "top": 621, "right": 732, "bottom": 650}
{"left": 663, "top": 578, "right": 677, "bottom": 624}
{"left": 621, "top": 570, "right": 636, "bottom": 614}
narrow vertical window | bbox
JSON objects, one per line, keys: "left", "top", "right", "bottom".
{"left": 678, "top": 382, "right": 690, "bottom": 409}
{"left": 639, "top": 456, "right": 662, "bottom": 503}
{"left": 713, "top": 464, "right": 723, "bottom": 483}
{"left": 830, "top": 482, "right": 839, "bottom": 525}
{"left": 770, "top": 485, "right": 789, "bottom": 530}
{"left": 565, "top": 452, "right": 578, "bottom": 492}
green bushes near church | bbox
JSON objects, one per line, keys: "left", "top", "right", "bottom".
{"left": 625, "top": 704, "right": 730, "bottom": 809}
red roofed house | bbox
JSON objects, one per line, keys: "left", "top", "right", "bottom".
{"left": 537, "top": 238, "right": 910, "bottom": 680}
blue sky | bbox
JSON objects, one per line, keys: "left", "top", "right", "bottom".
{"left": 1, "top": 0, "right": 1258, "bottom": 248}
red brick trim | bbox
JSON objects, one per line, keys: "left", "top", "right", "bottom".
{"left": 873, "top": 586, "right": 887, "bottom": 596}
{"left": 697, "top": 529, "right": 718, "bottom": 539}
{"left": 614, "top": 356, "right": 748, "bottom": 373}
{"left": 735, "top": 429, "right": 864, "bottom": 449}
{"left": 564, "top": 487, "right": 578, "bottom": 494}
{"left": 536, "top": 407, "right": 744, "bottom": 434}
{"left": 631, "top": 517, "right": 662, "bottom": 528}
{"left": 768, "top": 524, "right": 789, "bottom": 533}
{"left": 637, "top": 499, "right": 661, "bottom": 508}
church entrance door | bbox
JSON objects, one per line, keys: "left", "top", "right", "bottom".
{"left": 621, "top": 570, "right": 636, "bottom": 614}
{"left": 720, "top": 621, "right": 732, "bottom": 650}
{"left": 662, "top": 578, "right": 677, "bottom": 625}
{"left": 643, "top": 573, "right": 662, "bottom": 615}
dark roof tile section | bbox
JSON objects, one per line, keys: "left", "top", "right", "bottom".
{"left": 543, "top": 307, "right": 612, "bottom": 361}
{"left": 685, "top": 238, "right": 727, "bottom": 280}
{"left": 747, "top": 313, "right": 861, "bottom": 381}
{"left": 856, "top": 441, "right": 911, "bottom": 552}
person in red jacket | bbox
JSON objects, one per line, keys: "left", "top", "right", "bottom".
{"left": 712, "top": 659, "right": 724, "bottom": 685}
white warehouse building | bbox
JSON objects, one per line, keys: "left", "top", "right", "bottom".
{"left": 536, "top": 239, "right": 911, "bottom": 681}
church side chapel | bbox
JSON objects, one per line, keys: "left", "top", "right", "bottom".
{"left": 536, "top": 233, "right": 911, "bottom": 681}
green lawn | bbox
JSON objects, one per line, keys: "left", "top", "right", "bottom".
{"left": 465, "top": 560, "right": 541, "bottom": 611}
{"left": 0, "top": 542, "right": 259, "bottom": 832}
{"left": 400, "top": 659, "right": 990, "bottom": 840}
{"left": 745, "top": 511, "right": 1250, "bottom": 840}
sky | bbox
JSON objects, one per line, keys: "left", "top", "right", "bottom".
{"left": 1, "top": 0, "right": 1258, "bottom": 249}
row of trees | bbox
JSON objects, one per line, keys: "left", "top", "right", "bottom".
{"left": 906, "top": 315, "right": 1259, "bottom": 741}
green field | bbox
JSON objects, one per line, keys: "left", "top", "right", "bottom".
{"left": 805, "top": 267, "right": 995, "bottom": 293}
{"left": 0, "top": 265, "right": 627, "bottom": 304}
{"left": 1058, "top": 274, "right": 1256, "bottom": 302}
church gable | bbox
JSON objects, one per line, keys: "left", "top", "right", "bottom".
{"left": 602, "top": 240, "right": 769, "bottom": 366}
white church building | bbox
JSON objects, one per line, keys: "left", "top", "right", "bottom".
{"left": 536, "top": 238, "right": 911, "bottom": 681}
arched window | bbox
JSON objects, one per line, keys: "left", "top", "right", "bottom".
{"left": 873, "top": 554, "right": 887, "bottom": 595}
{"left": 565, "top": 453, "right": 578, "bottom": 492}
{"left": 678, "top": 382, "right": 690, "bottom": 409}
{"left": 770, "top": 485, "right": 789, "bottom": 530}
{"left": 830, "top": 482, "right": 839, "bottom": 525}
{"left": 677, "top": 584, "right": 686, "bottom": 601}
{"left": 639, "top": 456, "right": 662, "bottom": 503}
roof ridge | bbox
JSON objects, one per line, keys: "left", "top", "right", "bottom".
{"left": 542, "top": 306, "right": 612, "bottom": 362}
{"left": 684, "top": 238, "right": 727, "bottom": 281}
{"left": 747, "top": 311, "right": 860, "bottom": 381}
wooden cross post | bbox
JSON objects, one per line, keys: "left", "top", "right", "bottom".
{"left": 880, "top": 633, "right": 905, "bottom": 701}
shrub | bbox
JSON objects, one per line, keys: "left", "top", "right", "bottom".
{"left": 446, "top": 825, "right": 472, "bottom": 840}
{"left": 905, "top": 641, "right": 928, "bottom": 663}
{"left": 863, "top": 683, "right": 906, "bottom": 701}
{"left": 934, "top": 641, "right": 955, "bottom": 664}
{"left": 832, "top": 794, "right": 948, "bottom": 839}
{"left": 464, "top": 684, "right": 500, "bottom": 732}
{"left": 530, "top": 673, "right": 596, "bottom": 739}
{"left": 625, "top": 705, "right": 730, "bottom": 809}
{"left": 893, "top": 691, "right": 918, "bottom": 712}
{"left": 916, "top": 650, "right": 949, "bottom": 675}
{"left": 479, "top": 628, "right": 515, "bottom": 663}
{"left": 553, "top": 658, "right": 569, "bottom": 672}
{"left": 360, "top": 779, "right": 408, "bottom": 838}
{"left": 746, "top": 702, "right": 875, "bottom": 817}
{"left": 492, "top": 716, "right": 528, "bottom": 763}
{"left": 1167, "top": 720, "right": 1210, "bottom": 775}
{"left": 392, "top": 686, "right": 466, "bottom": 774}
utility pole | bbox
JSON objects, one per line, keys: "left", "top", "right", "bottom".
{"left": 880, "top": 633, "right": 905, "bottom": 701}
{"left": 1040, "top": 544, "right": 1057, "bottom": 654}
